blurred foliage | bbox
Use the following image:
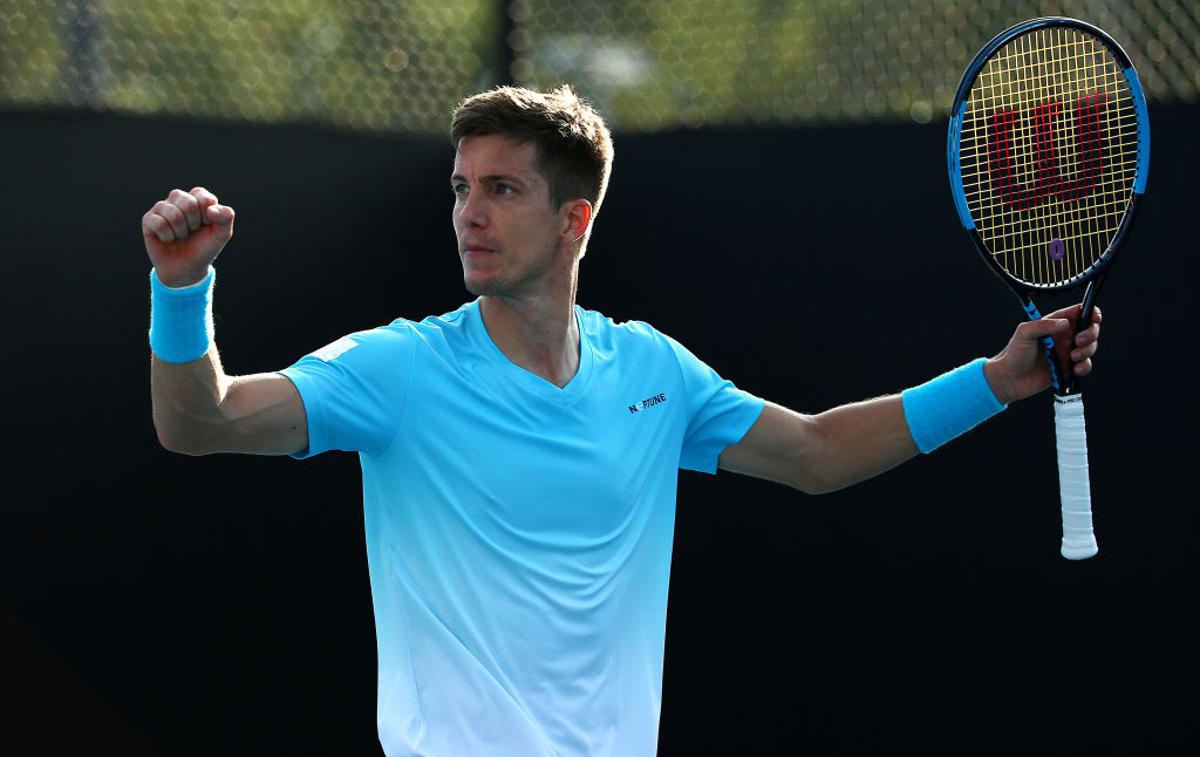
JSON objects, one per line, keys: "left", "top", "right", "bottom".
{"left": 515, "top": 0, "right": 1200, "bottom": 129}
{"left": 0, "top": 0, "right": 1196, "bottom": 133}
{"left": 0, "top": 0, "right": 498, "bottom": 132}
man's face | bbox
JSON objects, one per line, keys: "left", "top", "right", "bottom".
{"left": 451, "top": 134, "right": 564, "bottom": 298}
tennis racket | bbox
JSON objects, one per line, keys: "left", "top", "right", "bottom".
{"left": 947, "top": 17, "right": 1150, "bottom": 560}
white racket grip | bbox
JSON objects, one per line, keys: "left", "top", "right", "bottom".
{"left": 1053, "top": 394, "right": 1098, "bottom": 560}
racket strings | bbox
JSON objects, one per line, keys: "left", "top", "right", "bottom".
{"left": 958, "top": 26, "right": 1139, "bottom": 287}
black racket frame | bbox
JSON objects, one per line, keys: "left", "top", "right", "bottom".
{"left": 947, "top": 16, "right": 1148, "bottom": 396}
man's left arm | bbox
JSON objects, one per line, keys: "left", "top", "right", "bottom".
{"left": 718, "top": 304, "right": 1102, "bottom": 494}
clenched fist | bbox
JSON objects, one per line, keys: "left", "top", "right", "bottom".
{"left": 143, "top": 187, "right": 235, "bottom": 287}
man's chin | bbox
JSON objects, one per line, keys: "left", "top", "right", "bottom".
{"left": 464, "top": 273, "right": 498, "bottom": 297}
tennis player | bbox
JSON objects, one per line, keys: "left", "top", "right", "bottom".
{"left": 145, "top": 85, "right": 1101, "bottom": 756}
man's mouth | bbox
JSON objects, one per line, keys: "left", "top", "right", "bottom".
{"left": 462, "top": 245, "right": 500, "bottom": 265}
{"left": 461, "top": 242, "right": 497, "bottom": 255}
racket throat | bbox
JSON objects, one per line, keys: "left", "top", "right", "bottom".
{"left": 1067, "top": 279, "right": 1103, "bottom": 395}
{"left": 1018, "top": 298, "right": 1068, "bottom": 395}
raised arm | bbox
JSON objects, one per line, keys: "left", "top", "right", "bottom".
{"left": 146, "top": 187, "right": 307, "bottom": 457}
{"left": 719, "top": 307, "right": 1101, "bottom": 494}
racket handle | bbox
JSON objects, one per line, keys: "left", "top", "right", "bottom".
{"left": 1053, "top": 394, "right": 1098, "bottom": 560}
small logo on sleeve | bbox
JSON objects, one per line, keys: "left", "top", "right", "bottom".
{"left": 312, "top": 337, "right": 359, "bottom": 362}
{"left": 628, "top": 393, "right": 667, "bottom": 414}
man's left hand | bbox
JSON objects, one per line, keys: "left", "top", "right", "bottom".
{"left": 984, "top": 304, "right": 1102, "bottom": 405}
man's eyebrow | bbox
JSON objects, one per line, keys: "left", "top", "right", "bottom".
{"left": 449, "top": 173, "right": 528, "bottom": 186}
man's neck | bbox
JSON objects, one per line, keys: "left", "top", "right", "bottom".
{"left": 479, "top": 284, "right": 580, "bottom": 389}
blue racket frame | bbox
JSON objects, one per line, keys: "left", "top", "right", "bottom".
{"left": 946, "top": 16, "right": 1150, "bottom": 394}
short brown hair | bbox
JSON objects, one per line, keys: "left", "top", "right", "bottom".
{"left": 451, "top": 85, "right": 614, "bottom": 219}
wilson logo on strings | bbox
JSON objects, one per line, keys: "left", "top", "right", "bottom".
{"left": 986, "top": 91, "right": 1108, "bottom": 210}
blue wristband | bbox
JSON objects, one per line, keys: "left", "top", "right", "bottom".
{"left": 149, "top": 267, "right": 215, "bottom": 363}
{"left": 901, "top": 358, "right": 1006, "bottom": 453}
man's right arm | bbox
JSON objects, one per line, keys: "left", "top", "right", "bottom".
{"left": 151, "top": 348, "right": 307, "bottom": 456}
{"left": 145, "top": 186, "right": 307, "bottom": 457}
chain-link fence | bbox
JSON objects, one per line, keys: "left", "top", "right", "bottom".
{"left": 514, "top": 0, "right": 1199, "bottom": 128}
{"left": 0, "top": 0, "right": 499, "bottom": 132}
{"left": 1, "top": 0, "right": 1196, "bottom": 133}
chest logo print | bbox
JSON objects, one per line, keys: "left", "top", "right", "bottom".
{"left": 628, "top": 393, "right": 667, "bottom": 414}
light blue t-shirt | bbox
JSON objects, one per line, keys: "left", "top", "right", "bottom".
{"left": 280, "top": 300, "right": 764, "bottom": 756}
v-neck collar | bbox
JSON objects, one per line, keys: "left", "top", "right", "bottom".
{"left": 466, "top": 298, "right": 594, "bottom": 405}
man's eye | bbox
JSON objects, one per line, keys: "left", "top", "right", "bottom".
{"left": 452, "top": 184, "right": 467, "bottom": 195}
{"left": 495, "top": 184, "right": 514, "bottom": 195}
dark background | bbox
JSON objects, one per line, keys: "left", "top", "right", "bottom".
{"left": 1, "top": 103, "right": 1195, "bottom": 754}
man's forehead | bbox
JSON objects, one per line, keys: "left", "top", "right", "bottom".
{"left": 453, "top": 135, "right": 543, "bottom": 181}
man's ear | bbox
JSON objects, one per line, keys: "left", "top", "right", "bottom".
{"left": 562, "top": 199, "right": 593, "bottom": 242}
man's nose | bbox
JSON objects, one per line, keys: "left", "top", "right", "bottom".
{"left": 459, "top": 190, "right": 487, "bottom": 228}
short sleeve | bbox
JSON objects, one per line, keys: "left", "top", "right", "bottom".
{"left": 278, "top": 324, "right": 416, "bottom": 459}
{"left": 662, "top": 333, "right": 765, "bottom": 474}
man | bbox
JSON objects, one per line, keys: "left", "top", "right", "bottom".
{"left": 145, "top": 85, "right": 1100, "bottom": 755}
